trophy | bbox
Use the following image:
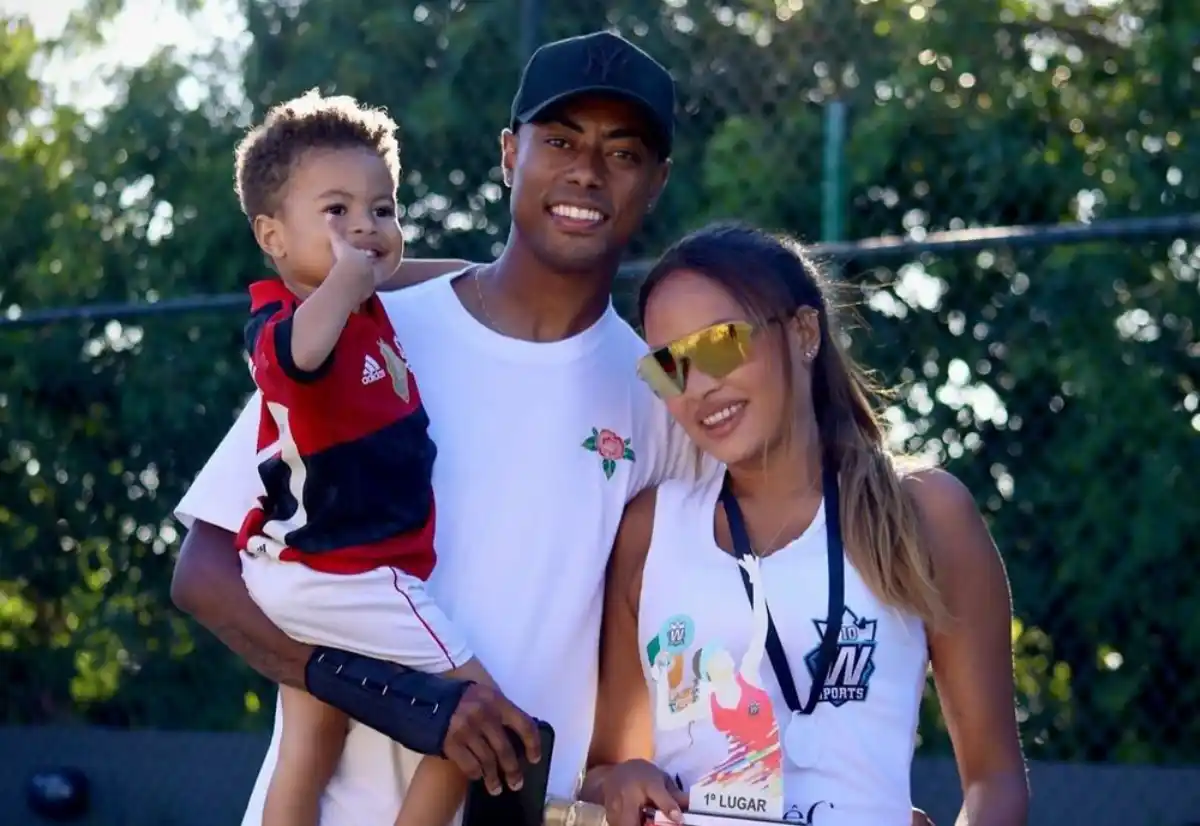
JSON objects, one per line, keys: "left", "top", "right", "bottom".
{"left": 472, "top": 554, "right": 801, "bottom": 826}
{"left": 543, "top": 797, "right": 790, "bottom": 826}
{"left": 635, "top": 557, "right": 792, "bottom": 825}
{"left": 543, "top": 798, "right": 609, "bottom": 825}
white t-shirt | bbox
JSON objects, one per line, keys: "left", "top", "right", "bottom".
{"left": 174, "top": 272, "right": 716, "bottom": 826}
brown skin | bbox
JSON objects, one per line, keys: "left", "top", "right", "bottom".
{"left": 253, "top": 146, "right": 406, "bottom": 373}
{"left": 583, "top": 272, "right": 1027, "bottom": 826}
{"left": 253, "top": 146, "right": 405, "bottom": 294}
{"left": 456, "top": 95, "right": 669, "bottom": 343}
{"left": 171, "top": 93, "right": 670, "bottom": 796}
{"left": 235, "top": 147, "right": 505, "bottom": 826}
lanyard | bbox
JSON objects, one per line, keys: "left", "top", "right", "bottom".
{"left": 717, "top": 458, "right": 845, "bottom": 715}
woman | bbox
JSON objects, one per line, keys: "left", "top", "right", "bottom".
{"left": 581, "top": 224, "right": 1028, "bottom": 826}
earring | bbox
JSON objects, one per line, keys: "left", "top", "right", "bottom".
{"left": 805, "top": 349, "right": 817, "bottom": 362}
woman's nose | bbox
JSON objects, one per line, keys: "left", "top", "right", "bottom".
{"left": 684, "top": 364, "right": 721, "bottom": 397}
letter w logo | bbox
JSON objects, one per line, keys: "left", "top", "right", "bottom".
{"left": 826, "top": 644, "right": 873, "bottom": 686}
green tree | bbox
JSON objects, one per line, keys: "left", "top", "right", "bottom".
{"left": 2, "top": 0, "right": 1196, "bottom": 764}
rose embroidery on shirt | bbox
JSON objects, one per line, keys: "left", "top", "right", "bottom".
{"left": 582, "top": 427, "right": 635, "bottom": 479}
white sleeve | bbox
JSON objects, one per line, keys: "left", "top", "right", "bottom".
{"left": 173, "top": 394, "right": 265, "bottom": 533}
{"left": 635, "top": 385, "right": 724, "bottom": 492}
{"left": 658, "top": 412, "right": 723, "bottom": 486}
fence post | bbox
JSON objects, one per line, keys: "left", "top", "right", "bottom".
{"left": 518, "top": 0, "right": 543, "bottom": 65}
{"left": 821, "top": 99, "right": 848, "bottom": 243}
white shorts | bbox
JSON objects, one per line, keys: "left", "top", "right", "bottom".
{"left": 240, "top": 552, "right": 472, "bottom": 672}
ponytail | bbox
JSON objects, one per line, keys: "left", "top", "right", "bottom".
{"left": 812, "top": 323, "right": 949, "bottom": 630}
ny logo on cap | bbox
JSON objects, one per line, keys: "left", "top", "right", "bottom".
{"left": 584, "top": 37, "right": 630, "bottom": 82}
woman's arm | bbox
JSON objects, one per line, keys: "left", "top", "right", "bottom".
{"left": 583, "top": 488, "right": 663, "bottom": 797}
{"left": 907, "top": 470, "right": 1029, "bottom": 826}
{"left": 583, "top": 488, "right": 691, "bottom": 825}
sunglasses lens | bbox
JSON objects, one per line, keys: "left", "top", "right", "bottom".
{"left": 639, "top": 360, "right": 679, "bottom": 398}
{"left": 690, "top": 322, "right": 752, "bottom": 380}
{"left": 637, "top": 351, "right": 680, "bottom": 398}
{"left": 639, "top": 322, "right": 755, "bottom": 398}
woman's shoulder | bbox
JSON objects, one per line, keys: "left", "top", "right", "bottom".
{"left": 899, "top": 465, "right": 999, "bottom": 583}
{"left": 654, "top": 465, "right": 725, "bottom": 508}
{"left": 899, "top": 465, "right": 977, "bottom": 522}
{"left": 615, "top": 473, "right": 717, "bottom": 565}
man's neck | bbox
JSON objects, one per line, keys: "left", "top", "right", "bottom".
{"left": 478, "top": 236, "right": 619, "bottom": 343}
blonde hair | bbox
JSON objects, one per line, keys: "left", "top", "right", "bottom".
{"left": 808, "top": 308, "right": 948, "bottom": 629}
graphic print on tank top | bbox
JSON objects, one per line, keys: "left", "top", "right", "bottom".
{"left": 650, "top": 555, "right": 784, "bottom": 821}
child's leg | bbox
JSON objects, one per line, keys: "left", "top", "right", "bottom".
{"left": 262, "top": 685, "right": 349, "bottom": 826}
{"left": 393, "top": 658, "right": 497, "bottom": 826}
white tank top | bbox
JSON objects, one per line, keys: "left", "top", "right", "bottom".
{"left": 638, "top": 473, "right": 928, "bottom": 826}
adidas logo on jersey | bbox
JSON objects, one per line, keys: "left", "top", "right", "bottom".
{"left": 362, "top": 355, "right": 385, "bottom": 385}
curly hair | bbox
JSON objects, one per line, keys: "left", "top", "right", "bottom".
{"left": 234, "top": 88, "right": 401, "bottom": 218}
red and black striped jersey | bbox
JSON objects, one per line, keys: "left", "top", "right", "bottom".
{"left": 234, "top": 279, "right": 437, "bottom": 578}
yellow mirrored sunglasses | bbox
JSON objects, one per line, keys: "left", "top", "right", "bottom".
{"left": 637, "top": 321, "right": 758, "bottom": 399}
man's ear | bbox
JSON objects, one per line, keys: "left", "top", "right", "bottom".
{"left": 252, "top": 214, "right": 286, "bottom": 259}
{"left": 500, "top": 128, "right": 517, "bottom": 188}
{"left": 648, "top": 157, "right": 672, "bottom": 212}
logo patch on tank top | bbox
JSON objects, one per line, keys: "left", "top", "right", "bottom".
{"left": 646, "top": 614, "right": 698, "bottom": 712}
{"left": 803, "top": 608, "right": 877, "bottom": 707}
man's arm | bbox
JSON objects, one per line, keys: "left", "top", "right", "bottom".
{"left": 378, "top": 258, "right": 473, "bottom": 291}
{"left": 170, "top": 520, "right": 311, "bottom": 688}
{"left": 171, "top": 395, "right": 540, "bottom": 790}
{"left": 170, "top": 397, "right": 315, "bottom": 689}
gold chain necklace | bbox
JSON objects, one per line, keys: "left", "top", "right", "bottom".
{"left": 473, "top": 266, "right": 501, "bottom": 333}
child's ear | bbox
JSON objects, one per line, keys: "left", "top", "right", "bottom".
{"left": 252, "top": 214, "right": 286, "bottom": 259}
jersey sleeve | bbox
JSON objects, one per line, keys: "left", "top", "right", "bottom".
{"left": 244, "top": 299, "right": 335, "bottom": 393}
{"left": 173, "top": 395, "right": 266, "bottom": 532}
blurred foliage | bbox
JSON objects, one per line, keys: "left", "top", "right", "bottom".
{"left": 0, "top": 0, "right": 1198, "bottom": 769}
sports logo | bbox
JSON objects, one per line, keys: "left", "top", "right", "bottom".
{"left": 377, "top": 338, "right": 410, "bottom": 402}
{"left": 802, "top": 607, "right": 877, "bottom": 707}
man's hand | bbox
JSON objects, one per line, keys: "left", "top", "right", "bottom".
{"left": 441, "top": 682, "right": 543, "bottom": 796}
{"left": 912, "top": 808, "right": 935, "bottom": 826}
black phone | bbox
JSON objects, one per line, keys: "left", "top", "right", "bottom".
{"left": 461, "top": 719, "right": 557, "bottom": 826}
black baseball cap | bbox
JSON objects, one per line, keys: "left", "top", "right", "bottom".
{"left": 511, "top": 31, "right": 676, "bottom": 158}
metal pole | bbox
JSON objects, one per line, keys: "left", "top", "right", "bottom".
{"left": 518, "top": 0, "right": 543, "bottom": 65}
{"left": 821, "top": 99, "right": 849, "bottom": 243}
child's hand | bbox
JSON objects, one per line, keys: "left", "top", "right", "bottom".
{"left": 326, "top": 216, "right": 391, "bottom": 296}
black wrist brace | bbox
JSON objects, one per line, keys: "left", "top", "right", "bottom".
{"left": 303, "top": 646, "right": 470, "bottom": 757}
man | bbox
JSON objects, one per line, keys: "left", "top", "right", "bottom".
{"left": 172, "top": 31, "right": 693, "bottom": 826}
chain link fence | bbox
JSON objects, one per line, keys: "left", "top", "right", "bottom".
{"left": 2, "top": 1, "right": 1198, "bottom": 824}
